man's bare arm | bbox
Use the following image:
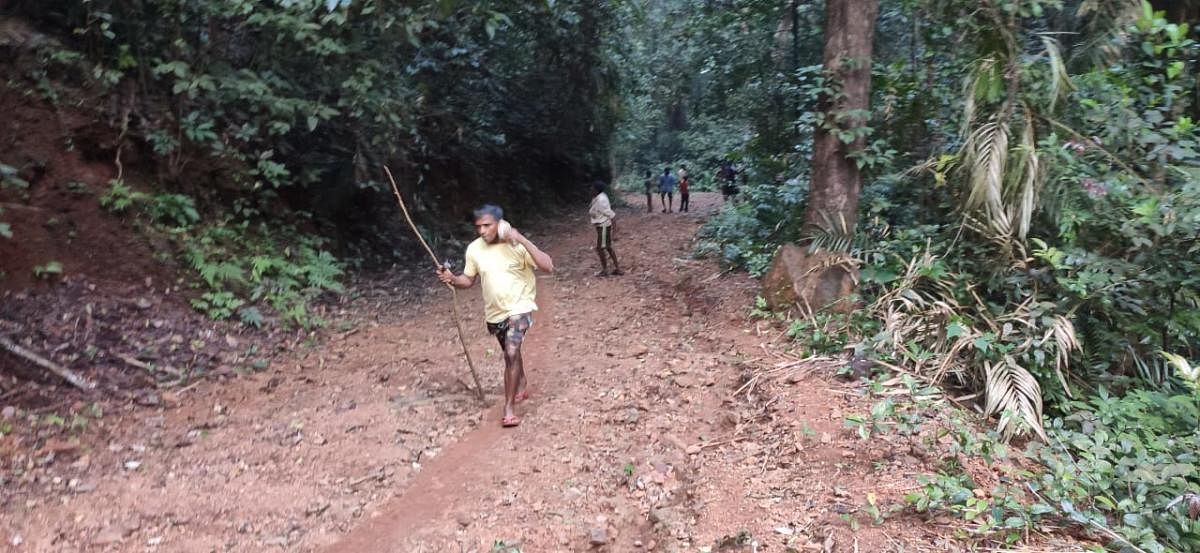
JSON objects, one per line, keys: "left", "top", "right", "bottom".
{"left": 507, "top": 228, "right": 554, "bottom": 273}
{"left": 437, "top": 266, "right": 477, "bottom": 288}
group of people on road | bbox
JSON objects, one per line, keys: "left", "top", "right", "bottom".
{"left": 434, "top": 160, "right": 741, "bottom": 428}
{"left": 642, "top": 166, "right": 691, "bottom": 214}
{"left": 642, "top": 161, "right": 739, "bottom": 214}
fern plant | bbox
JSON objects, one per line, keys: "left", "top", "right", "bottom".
{"left": 182, "top": 221, "right": 343, "bottom": 328}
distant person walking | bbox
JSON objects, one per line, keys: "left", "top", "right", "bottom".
{"left": 717, "top": 160, "right": 739, "bottom": 202}
{"left": 678, "top": 166, "right": 690, "bottom": 213}
{"left": 658, "top": 167, "right": 676, "bottom": 213}
{"left": 642, "top": 169, "right": 655, "bottom": 213}
{"left": 436, "top": 204, "right": 555, "bottom": 428}
{"left": 589, "top": 181, "right": 623, "bottom": 277}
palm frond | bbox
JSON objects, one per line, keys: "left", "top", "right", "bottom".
{"left": 1049, "top": 314, "right": 1078, "bottom": 397}
{"left": 962, "top": 117, "right": 1013, "bottom": 238}
{"left": 1038, "top": 35, "right": 1074, "bottom": 113}
{"left": 1006, "top": 106, "right": 1040, "bottom": 240}
{"left": 806, "top": 210, "right": 858, "bottom": 254}
{"left": 1130, "top": 345, "right": 1173, "bottom": 389}
{"left": 984, "top": 357, "right": 1048, "bottom": 440}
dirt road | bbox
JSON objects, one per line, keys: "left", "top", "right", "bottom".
{"left": 3, "top": 192, "right": 946, "bottom": 552}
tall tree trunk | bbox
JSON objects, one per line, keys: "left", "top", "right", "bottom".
{"left": 761, "top": 0, "right": 878, "bottom": 314}
{"left": 803, "top": 0, "right": 879, "bottom": 236}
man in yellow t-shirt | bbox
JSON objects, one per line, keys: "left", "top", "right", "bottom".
{"left": 437, "top": 204, "right": 554, "bottom": 428}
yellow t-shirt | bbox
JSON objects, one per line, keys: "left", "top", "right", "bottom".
{"left": 463, "top": 237, "right": 539, "bottom": 324}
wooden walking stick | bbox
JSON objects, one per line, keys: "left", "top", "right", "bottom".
{"left": 383, "top": 165, "right": 486, "bottom": 403}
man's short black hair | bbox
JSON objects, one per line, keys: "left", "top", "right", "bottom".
{"left": 592, "top": 180, "right": 606, "bottom": 194}
{"left": 663, "top": 167, "right": 670, "bottom": 173}
{"left": 473, "top": 204, "right": 503, "bottom": 222}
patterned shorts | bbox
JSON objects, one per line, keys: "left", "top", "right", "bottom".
{"left": 486, "top": 312, "right": 534, "bottom": 348}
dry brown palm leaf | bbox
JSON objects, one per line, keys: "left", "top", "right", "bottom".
{"left": 984, "top": 356, "right": 1048, "bottom": 440}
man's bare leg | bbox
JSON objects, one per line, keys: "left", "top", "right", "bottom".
{"left": 606, "top": 247, "right": 622, "bottom": 275}
{"left": 502, "top": 345, "right": 522, "bottom": 422}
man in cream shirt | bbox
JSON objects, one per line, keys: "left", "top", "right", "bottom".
{"left": 437, "top": 204, "right": 554, "bottom": 427}
{"left": 589, "top": 180, "right": 623, "bottom": 277}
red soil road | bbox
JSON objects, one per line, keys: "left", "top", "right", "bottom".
{"left": 3, "top": 191, "right": 981, "bottom": 552}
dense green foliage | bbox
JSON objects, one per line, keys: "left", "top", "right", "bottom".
{"left": 3, "top": 0, "right": 1198, "bottom": 547}
{"left": 613, "top": 0, "right": 1200, "bottom": 549}
{"left": 4, "top": 0, "right": 618, "bottom": 325}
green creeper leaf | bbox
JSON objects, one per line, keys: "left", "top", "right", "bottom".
{"left": 1122, "top": 513, "right": 1148, "bottom": 528}
{"left": 1167, "top": 60, "right": 1184, "bottom": 79}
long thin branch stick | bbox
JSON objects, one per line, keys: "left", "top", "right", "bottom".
{"left": 383, "top": 165, "right": 485, "bottom": 403}
{"left": 0, "top": 335, "right": 95, "bottom": 391}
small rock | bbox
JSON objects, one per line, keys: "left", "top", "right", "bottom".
{"left": 10, "top": 534, "right": 22, "bottom": 547}
{"left": 305, "top": 501, "right": 330, "bottom": 517}
{"left": 672, "top": 374, "right": 697, "bottom": 388}
{"left": 589, "top": 527, "right": 609, "bottom": 546}
{"left": 74, "top": 481, "right": 97, "bottom": 493}
{"left": 135, "top": 298, "right": 153, "bottom": 309}
{"left": 124, "top": 460, "right": 142, "bottom": 471}
{"left": 1, "top": 406, "right": 15, "bottom": 419}
{"left": 71, "top": 455, "right": 91, "bottom": 470}
{"left": 147, "top": 536, "right": 163, "bottom": 546}
{"left": 455, "top": 512, "right": 471, "bottom": 527}
{"left": 685, "top": 444, "right": 701, "bottom": 455}
{"left": 93, "top": 528, "right": 123, "bottom": 546}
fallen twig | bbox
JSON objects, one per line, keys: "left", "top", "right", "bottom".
{"left": 116, "top": 353, "right": 183, "bottom": 378}
{"left": 0, "top": 335, "right": 95, "bottom": 391}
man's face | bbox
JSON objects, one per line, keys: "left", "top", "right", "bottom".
{"left": 475, "top": 214, "right": 499, "bottom": 243}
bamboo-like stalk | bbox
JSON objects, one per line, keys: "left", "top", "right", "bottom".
{"left": 383, "top": 165, "right": 486, "bottom": 403}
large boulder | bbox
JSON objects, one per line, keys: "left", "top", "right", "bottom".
{"left": 760, "top": 244, "right": 858, "bottom": 314}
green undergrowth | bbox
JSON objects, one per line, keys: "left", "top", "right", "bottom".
{"left": 100, "top": 180, "right": 343, "bottom": 328}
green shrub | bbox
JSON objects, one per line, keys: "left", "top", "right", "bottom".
{"left": 184, "top": 221, "right": 343, "bottom": 328}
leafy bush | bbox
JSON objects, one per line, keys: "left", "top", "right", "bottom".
{"left": 146, "top": 193, "right": 201, "bottom": 228}
{"left": 98, "top": 180, "right": 147, "bottom": 213}
{"left": 695, "top": 180, "right": 809, "bottom": 276}
{"left": 184, "top": 221, "right": 343, "bottom": 328}
{"left": 1031, "top": 387, "right": 1200, "bottom": 552}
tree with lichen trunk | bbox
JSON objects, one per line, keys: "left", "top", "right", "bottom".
{"left": 761, "top": 0, "right": 879, "bottom": 313}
